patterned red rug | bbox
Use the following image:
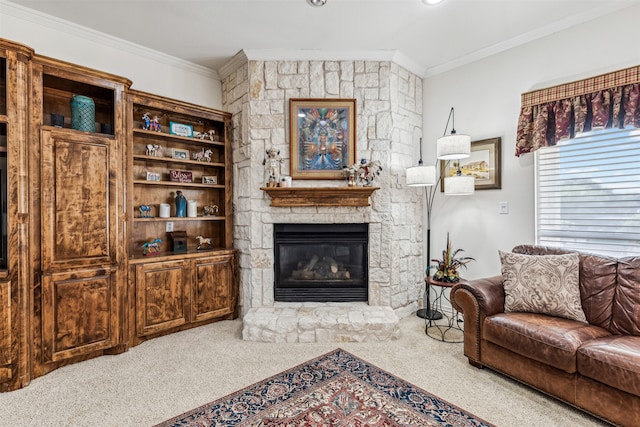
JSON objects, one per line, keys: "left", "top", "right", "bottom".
{"left": 155, "top": 348, "right": 494, "bottom": 427}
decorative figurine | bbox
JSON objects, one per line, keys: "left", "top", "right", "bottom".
{"left": 142, "top": 112, "right": 161, "bottom": 132}
{"left": 142, "top": 112, "right": 151, "bottom": 130}
{"left": 150, "top": 115, "right": 161, "bottom": 132}
{"left": 141, "top": 238, "right": 162, "bottom": 256}
{"left": 192, "top": 148, "right": 213, "bottom": 162}
{"left": 194, "top": 129, "right": 217, "bottom": 141}
{"left": 344, "top": 159, "right": 383, "bottom": 186}
{"left": 195, "top": 235, "right": 213, "bottom": 250}
{"left": 263, "top": 147, "right": 283, "bottom": 186}
{"left": 175, "top": 190, "right": 187, "bottom": 217}
{"left": 146, "top": 144, "right": 163, "bottom": 156}
{"left": 139, "top": 205, "right": 153, "bottom": 218}
{"left": 203, "top": 204, "right": 219, "bottom": 216}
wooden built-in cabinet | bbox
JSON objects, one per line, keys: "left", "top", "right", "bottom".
{"left": 126, "top": 90, "right": 236, "bottom": 345}
{"left": 29, "top": 55, "right": 130, "bottom": 380}
{"left": 0, "top": 38, "right": 237, "bottom": 391}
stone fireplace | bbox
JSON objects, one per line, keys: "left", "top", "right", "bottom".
{"left": 220, "top": 52, "right": 425, "bottom": 342}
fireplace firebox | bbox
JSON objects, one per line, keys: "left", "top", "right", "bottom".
{"left": 274, "top": 223, "right": 368, "bottom": 302}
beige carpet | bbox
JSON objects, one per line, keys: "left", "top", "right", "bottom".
{"left": 0, "top": 315, "right": 608, "bottom": 427}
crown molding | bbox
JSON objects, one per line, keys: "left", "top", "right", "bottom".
{"left": 0, "top": 0, "right": 219, "bottom": 80}
{"left": 219, "top": 48, "right": 425, "bottom": 79}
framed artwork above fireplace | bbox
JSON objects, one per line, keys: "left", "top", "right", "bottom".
{"left": 289, "top": 98, "right": 356, "bottom": 180}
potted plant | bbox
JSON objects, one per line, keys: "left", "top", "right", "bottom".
{"left": 430, "top": 232, "right": 475, "bottom": 283}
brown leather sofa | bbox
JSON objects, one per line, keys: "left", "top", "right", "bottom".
{"left": 451, "top": 244, "right": 640, "bottom": 426}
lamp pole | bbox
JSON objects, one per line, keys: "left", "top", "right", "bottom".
{"left": 416, "top": 182, "right": 443, "bottom": 320}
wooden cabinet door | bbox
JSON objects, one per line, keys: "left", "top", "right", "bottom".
{"left": 40, "top": 129, "right": 118, "bottom": 271}
{"left": 136, "top": 260, "right": 189, "bottom": 336}
{"left": 193, "top": 254, "right": 235, "bottom": 322}
{"left": 41, "top": 269, "right": 117, "bottom": 362}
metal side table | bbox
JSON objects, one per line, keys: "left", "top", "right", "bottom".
{"left": 424, "top": 276, "right": 463, "bottom": 342}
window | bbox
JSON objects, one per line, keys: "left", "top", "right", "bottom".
{"left": 535, "top": 127, "right": 640, "bottom": 258}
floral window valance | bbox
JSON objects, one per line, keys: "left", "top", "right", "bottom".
{"left": 515, "top": 65, "right": 640, "bottom": 157}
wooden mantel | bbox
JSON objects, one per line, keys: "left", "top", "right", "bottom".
{"left": 261, "top": 186, "right": 379, "bottom": 207}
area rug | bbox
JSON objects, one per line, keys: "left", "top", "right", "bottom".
{"left": 155, "top": 348, "right": 494, "bottom": 427}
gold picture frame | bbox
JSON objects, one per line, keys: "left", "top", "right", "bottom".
{"left": 440, "top": 137, "right": 502, "bottom": 191}
{"left": 289, "top": 98, "right": 356, "bottom": 180}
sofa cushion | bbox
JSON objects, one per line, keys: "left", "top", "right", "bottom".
{"left": 578, "top": 335, "right": 640, "bottom": 397}
{"left": 610, "top": 256, "right": 640, "bottom": 336}
{"left": 499, "top": 251, "right": 587, "bottom": 322}
{"left": 484, "top": 312, "right": 611, "bottom": 373}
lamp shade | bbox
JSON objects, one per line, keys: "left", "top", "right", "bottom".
{"left": 436, "top": 133, "right": 471, "bottom": 160}
{"left": 406, "top": 165, "right": 436, "bottom": 187}
{"left": 444, "top": 175, "right": 475, "bottom": 195}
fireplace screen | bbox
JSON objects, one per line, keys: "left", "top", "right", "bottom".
{"left": 274, "top": 223, "right": 368, "bottom": 302}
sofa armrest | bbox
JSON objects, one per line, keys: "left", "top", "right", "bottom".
{"left": 451, "top": 276, "right": 505, "bottom": 367}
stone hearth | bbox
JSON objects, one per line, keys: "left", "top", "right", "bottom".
{"left": 242, "top": 303, "right": 400, "bottom": 343}
{"left": 220, "top": 53, "right": 425, "bottom": 342}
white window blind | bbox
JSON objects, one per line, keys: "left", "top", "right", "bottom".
{"left": 535, "top": 127, "right": 640, "bottom": 258}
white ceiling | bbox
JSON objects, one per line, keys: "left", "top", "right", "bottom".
{"left": 7, "top": 0, "right": 638, "bottom": 77}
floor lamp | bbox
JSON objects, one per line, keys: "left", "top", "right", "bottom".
{"left": 407, "top": 107, "right": 473, "bottom": 320}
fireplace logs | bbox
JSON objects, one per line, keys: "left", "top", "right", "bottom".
{"left": 292, "top": 255, "right": 351, "bottom": 280}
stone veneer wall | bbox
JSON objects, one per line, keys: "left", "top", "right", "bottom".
{"left": 221, "top": 54, "right": 424, "bottom": 319}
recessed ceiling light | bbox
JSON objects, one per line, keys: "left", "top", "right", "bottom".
{"left": 307, "top": 0, "right": 327, "bottom": 7}
{"left": 423, "top": 0, "right": 445, "bottom": 5}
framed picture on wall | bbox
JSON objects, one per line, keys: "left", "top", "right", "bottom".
{"left": 440, "top": 137, "right": 502, "bottom": 191}
{"left": 289, "top": 98, "right": 356, "bottom": 180}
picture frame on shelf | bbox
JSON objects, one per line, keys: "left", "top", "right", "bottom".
{"left": 440, "top": 137, "right": 502, "bottom": 191}
{"left": 146, "top": 171, "right": 161, "bottom": 182}
{"left": 169, "top": 121, "right": 194, "bottom": 137}
{"left": 171, "top": 148, "right": 189, "bottom": 160}
{"left": 289, "top": 98, "right": 356, "bottom": 180}
{"left": 202, "top": 176, "right": 217, "bottom": 185}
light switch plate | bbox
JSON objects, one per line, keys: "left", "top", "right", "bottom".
{"left": 165, "top": 221, "right": 174, "bottom": 232}
{"left": 499, "top": 202, "right": 509, "bottom": 214}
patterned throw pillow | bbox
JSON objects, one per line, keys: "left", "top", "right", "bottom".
{"left": 499, "top": 250, "right": 587, "bottom": 322}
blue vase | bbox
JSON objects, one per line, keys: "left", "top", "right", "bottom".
{"left": 175, "top": 191, "right": 187, "bottom": 218}
{"left": 70, "top": 95, "right": 95, "bottom": 132}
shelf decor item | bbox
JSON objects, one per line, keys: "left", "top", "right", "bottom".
{"left": 195, "top": 235, "right": 213, "bottom": 250}
{"left": 202, "top": 176, "right": 217, "bottom": 185}
{"left": 159, "top": 203, "right": 170, "bottom": 218}
{"left": 169, "top": 121, "right": 193, "bottom": 137}
{"left": 169, "top": 231, "right": 188, "bottom": 253}
{"left": 187, "top": 200, "right": 197, "bottom": 217}
{"left": 171, "top": 148, "right": 189, "bottom": 160}
{"left": 175, "top": 191, "right": 187, "bottom": 217}
{"left": 70, "top": 94, "right": 95, "bottom": 132}
{"left": 430, "top": 232, "right": 475, "bottom": 283}
{"left": 141, "top": 238, "right": 162, "bottom": 256}
{"left": 169, "top": 170, "right": 192, "bottom": 183}
{"left": 139, "top": 205, "right": 153, "bottom": 218}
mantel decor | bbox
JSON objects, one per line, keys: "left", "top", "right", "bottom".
{"left": 289, "top": 98, "right": 356, "bottom": 180}
{"left": 261, "top": 186, "right": 378, "bottom": 207}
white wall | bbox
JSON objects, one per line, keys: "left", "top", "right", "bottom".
{"left": 0, "top": 1, "right": 222, "bottom": 109}
{"left": 423, "top": 4, "right": 640, "bottom": 280}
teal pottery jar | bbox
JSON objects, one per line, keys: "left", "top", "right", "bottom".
{"left": 175, "top": 191, "right": 187, "bottom": 218}
{"left": 70, "top": 95, "right": 95, "bottom": 132}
